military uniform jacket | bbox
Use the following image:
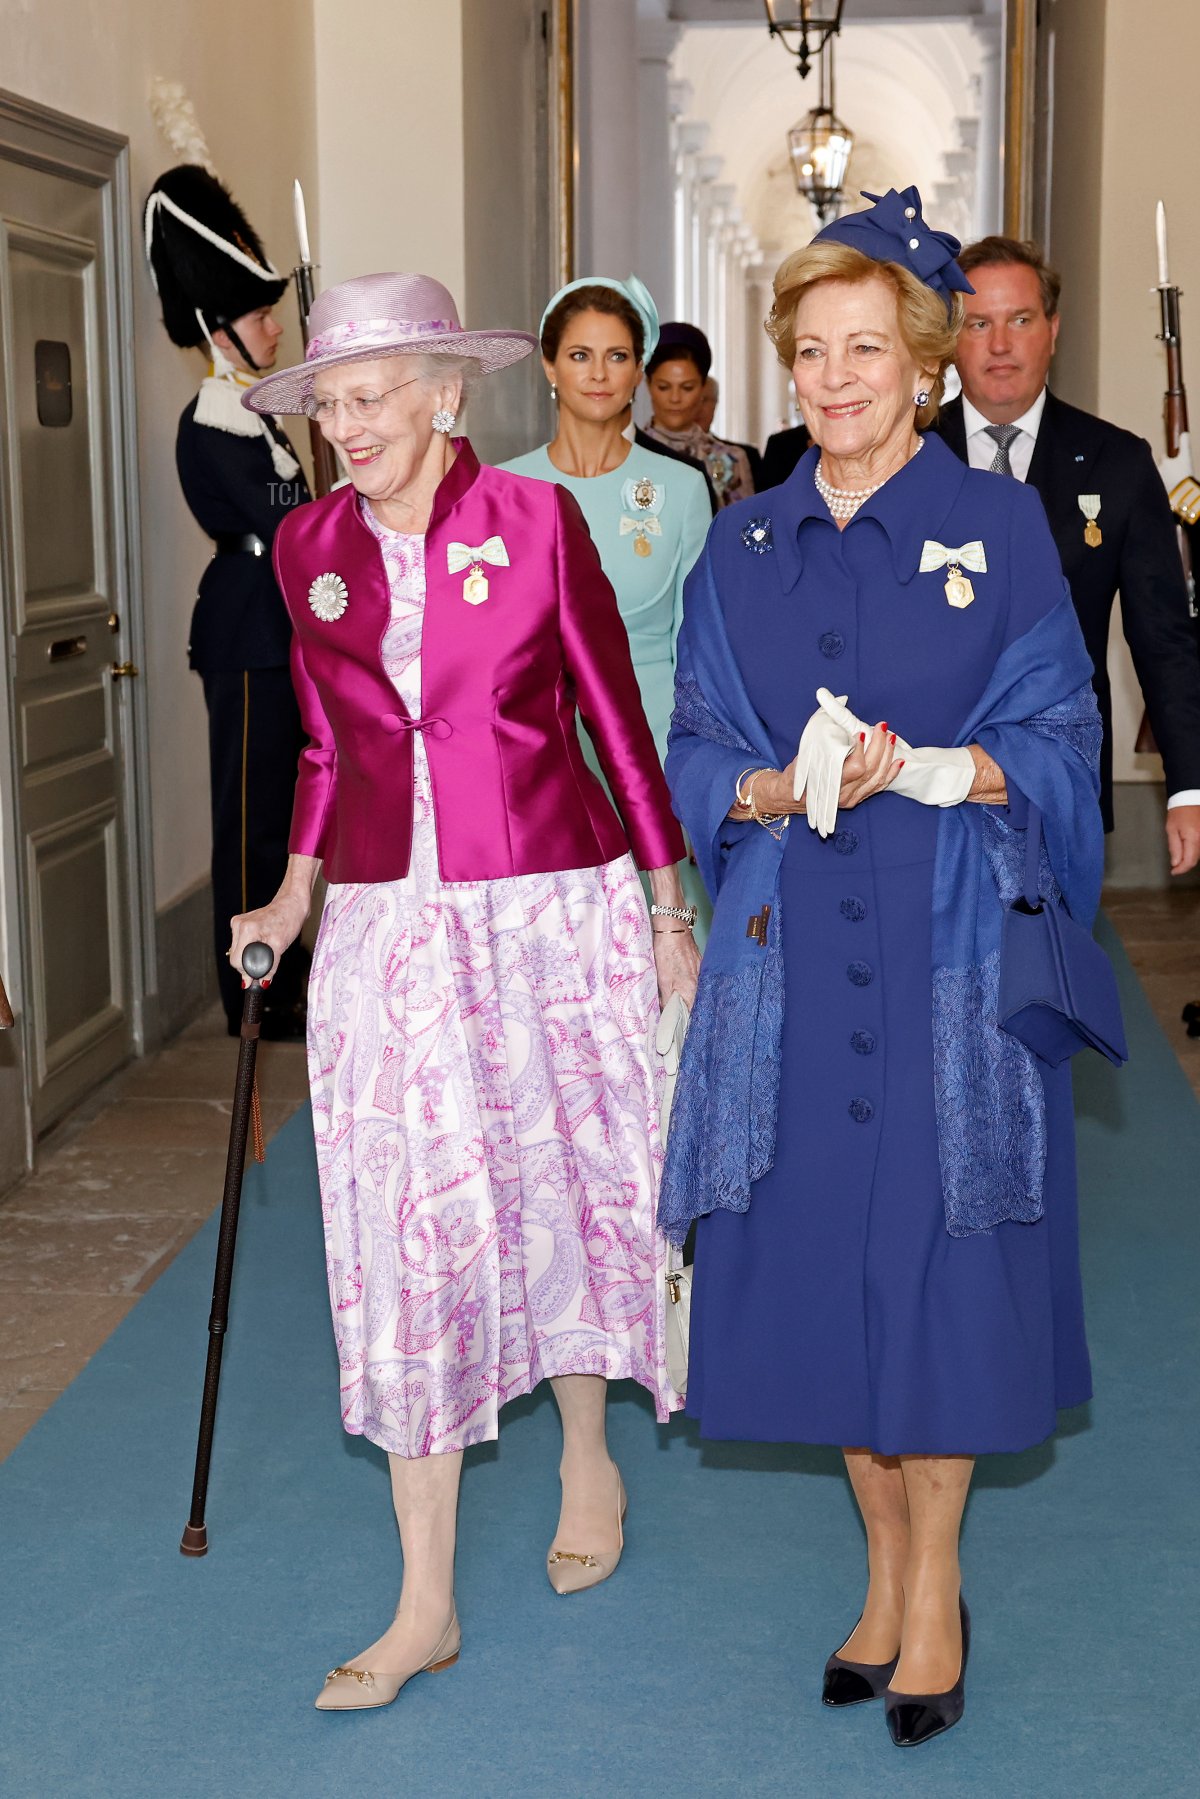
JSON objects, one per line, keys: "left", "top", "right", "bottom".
{"left": 176, "top": 401, "right": 310, "bottom": 674}
{"left": 935, "top": 389, "right": 1200, "bottom": 826}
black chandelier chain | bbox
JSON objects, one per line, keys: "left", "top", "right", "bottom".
{"left": 761, "top": 1, "right": 847, "bottom": 82}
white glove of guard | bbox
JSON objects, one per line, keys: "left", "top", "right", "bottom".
{"left": 792, "top": 694, "right": 856, "bottom": 838}
{"left": 653, "top": 992, "right": 691, "bottom": 1141}
{"left": 815, "top": 689, "right": 976, "bottom": 809}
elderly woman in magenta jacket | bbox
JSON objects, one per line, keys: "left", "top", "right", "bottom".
{"left": 229, "top": 273, "right": 699, "bottom": 1711}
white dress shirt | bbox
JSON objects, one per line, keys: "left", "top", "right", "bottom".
{"left": 962, "top": 386, "right": 1198, "bottom": 809}
{"left": 962, "top": 389, "right": 1046, "bottom": 482}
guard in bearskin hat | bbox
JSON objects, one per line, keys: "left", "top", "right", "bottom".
{"left": 145, "top": 159, "right": 310, "bottom": 1038}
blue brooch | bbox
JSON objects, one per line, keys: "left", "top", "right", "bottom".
{"left": 741, "top": 516, "right": 773, "bottom": 554}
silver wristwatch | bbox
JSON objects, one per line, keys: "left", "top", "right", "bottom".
{"left": 649, "top": 903, "right": 698, "bottom": 927}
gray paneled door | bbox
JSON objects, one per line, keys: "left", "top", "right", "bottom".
{"left": 0, "top": 112, "right": 144, "bottom": 1137}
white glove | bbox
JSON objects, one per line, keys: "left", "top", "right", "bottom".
{"left": 815, "top": 689, "right": 976, "bottom": 809}
{"left": 792, "top": 693, "right": 856, "bottom": 838}
{"left": 652, "top": 992, "right": 690, "bottom": 1141}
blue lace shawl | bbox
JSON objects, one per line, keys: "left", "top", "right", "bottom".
{"left": 658, "top": 555, "right": 1102, "bottom": 1247}
{"left": 930, "top": 598, "right": 1102, "bottom": 1233}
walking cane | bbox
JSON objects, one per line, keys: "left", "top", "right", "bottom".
{"left": 180, "top": 940, "right": 275, "bottom": 1557}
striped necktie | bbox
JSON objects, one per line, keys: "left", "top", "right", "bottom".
{"left": 984, "top": 421, "right": 1021, "bottom": 476}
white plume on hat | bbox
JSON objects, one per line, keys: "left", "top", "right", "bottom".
{"left": 149, "top": 77, "right": 217, "bottom": 176}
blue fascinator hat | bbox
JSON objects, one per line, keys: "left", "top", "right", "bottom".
{"left": 538, "top": 273, "right": 660, "bottom": 361}
{"left": 813, "top": 185, "right": 974, "bottom": 311}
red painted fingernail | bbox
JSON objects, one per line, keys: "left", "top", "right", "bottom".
{"left": 859, "top": 732, "right": 866, "bottom": 744}
{"left": 890, "top": 733, "right": 897, "bottom": 746}
{"left": 241, "top": 979, "right": 248, "bottom": 990}
{"left": 897, "top": 758, "right": 906, "bottom": 769}
{"left": 261, "top": 978, "right": 272, "bottom": 990}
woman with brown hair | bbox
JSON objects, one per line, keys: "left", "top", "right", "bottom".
{"left": 504, "top": 275, "right": 712, "bottom": 937}
{"left": 643, "top": 321, "right": 756, "bottom": 507}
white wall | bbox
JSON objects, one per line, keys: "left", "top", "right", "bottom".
{"left": 312, "top": 0, "right": 544, "bottom": 467}
{"left": 312, "top": 0, "right": 465, "bottom": 298}
{"left": 1, "top": 0, "right": 319, "bottom": 911}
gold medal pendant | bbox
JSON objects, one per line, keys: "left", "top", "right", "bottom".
{"left": 633, "top": 530, "right": 652, "bottom": 558}
{"left": 463, "top": 564, "right": 489, "bottom": 605}
{"left": 944, "top": 564, "right": 975, "bottom": 608}
{"left": 1084, "top": 519, "right": 1102, "bottom": 548}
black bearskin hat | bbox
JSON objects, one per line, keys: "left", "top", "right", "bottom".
{"left": 144, "top": 164, "right": 288, "bottom": 348}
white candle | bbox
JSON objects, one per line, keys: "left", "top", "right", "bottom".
{"left": 1156, "top": 199, "right": 1170, "bottom": 288}
{"left": 293, "top": 179, "right": 312, "bottom": 267}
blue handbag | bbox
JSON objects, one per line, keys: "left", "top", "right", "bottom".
{"left": 997, "top": 805, "right": 1128, "bottom": 1067}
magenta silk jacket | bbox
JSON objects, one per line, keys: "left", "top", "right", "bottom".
{"left": 273, "top": 440, "right": 685, "bottom": 884}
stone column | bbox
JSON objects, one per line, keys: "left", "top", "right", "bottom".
{"left": 694, "top": 154, "right": 725, "bottom": 332}
{"left": 574, "top": 0, "right": 640, "bottom": 273}
{"left": 636, "top": 17, "right": 681, "bottom": 317}
{"left": 973, "top": 16, "right": 1003, "bottom": 236}
{"left": 673, "top": 119, "right": 709, "bottom": 321}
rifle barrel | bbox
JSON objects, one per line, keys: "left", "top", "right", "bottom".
{"left": 1158, "top": 285, "right": 1188, "bottom": 458}
{"left": 293, "top": 260, "right": 337, "bottom": 498}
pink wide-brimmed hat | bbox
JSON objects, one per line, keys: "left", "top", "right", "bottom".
{"left": 242, "top": 271, "right": 537, "bottom": 415}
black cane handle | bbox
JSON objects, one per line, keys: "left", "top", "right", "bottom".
{"left": 241, "top": 941, "right": 275, "bottom": 984}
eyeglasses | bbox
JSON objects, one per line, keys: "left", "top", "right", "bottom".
{"left": 304, "top": 376, "right": 421, "bottom": 423}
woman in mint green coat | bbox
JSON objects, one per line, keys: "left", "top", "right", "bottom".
{"left": 503, "top": 275, "right": 711, "bottom": 938}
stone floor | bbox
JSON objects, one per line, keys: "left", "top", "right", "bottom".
{"left": 0, "top": 886, "right": 1197, "bottom": 1464}
{"left": 1103, "top": 886, "right": 1200, "bottom": 1100}
{"left": 0, "top": 1003, "right": 309, "bottom": 1461}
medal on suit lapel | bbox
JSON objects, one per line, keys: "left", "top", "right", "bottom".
{"left": 463, "top": 563, "right": 489, "bottom": 604}
{"left": 1078, "top": 493, "right": 1102, "bottom": 547}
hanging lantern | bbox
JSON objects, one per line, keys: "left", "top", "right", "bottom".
{"left": 786, "top": 35, "right": 854, "bottom": 222}
{"left": 762, "top": 0, "right": 847, "bottom": 80}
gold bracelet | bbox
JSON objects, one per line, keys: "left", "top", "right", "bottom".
{"left": 734, "top": 765, "right": 769, "bottom": 809}
{"left": 746, "top": 769, "right": 789, "bottom": 842}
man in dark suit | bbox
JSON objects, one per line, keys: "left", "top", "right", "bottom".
{"left": 934, "top": 236, "right": 1200, "bottom": 875}
{"left": 759, "top": 421, "right": 811, "bottom": 489}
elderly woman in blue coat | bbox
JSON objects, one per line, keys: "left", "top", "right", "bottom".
{"left": 660, "top": 190, "right": 1109, "bottom": 1748}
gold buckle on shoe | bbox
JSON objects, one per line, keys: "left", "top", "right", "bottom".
{"left": 547, "top": 1551, "right": 599, "bottom": 1568}
{"left": 325, "top": 1665, "right": 376, "bottom": 1688}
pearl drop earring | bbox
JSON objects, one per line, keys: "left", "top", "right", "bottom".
{"left": 550, "top": 382, "right": 558, "bottom": 402}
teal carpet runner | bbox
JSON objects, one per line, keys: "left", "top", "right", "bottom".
{"left": 0, "top": 919, "right": 1195, "bottom": 1796}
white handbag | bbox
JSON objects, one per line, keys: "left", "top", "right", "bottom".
{"left": 653, "top": 993, "right": 693, "bottom": 1398}
{"left": 664, "top": 1241, "right": 692, "bottom": 1399}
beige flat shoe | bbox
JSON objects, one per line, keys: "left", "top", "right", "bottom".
{"left": 546, "top": 1471, "right": 627, "bottom": 1596}
{"left": 314, "top": 1612, "right": 461, "bottom": 1711}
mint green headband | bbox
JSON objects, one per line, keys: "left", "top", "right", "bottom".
{"left": 538, "top": 273, "right": 660, "bottom": 361}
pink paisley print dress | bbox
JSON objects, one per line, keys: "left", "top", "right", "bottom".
{"left": 305, "top": 505, "right": 675, "bottom": 1456}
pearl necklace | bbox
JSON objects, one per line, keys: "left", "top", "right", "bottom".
{"left": 814, "top": 439, "right": 924, "bottom": 521}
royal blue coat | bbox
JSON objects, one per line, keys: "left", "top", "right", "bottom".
{"left": 683, "top": 435, "right": 1094, "bottom": 1455}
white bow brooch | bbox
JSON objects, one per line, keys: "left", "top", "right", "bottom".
{"left": 919, "top": 539, "right": 987, "bottom": 609}
{"left": 447, "top": 535, "right": 509, "bottom": 605}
